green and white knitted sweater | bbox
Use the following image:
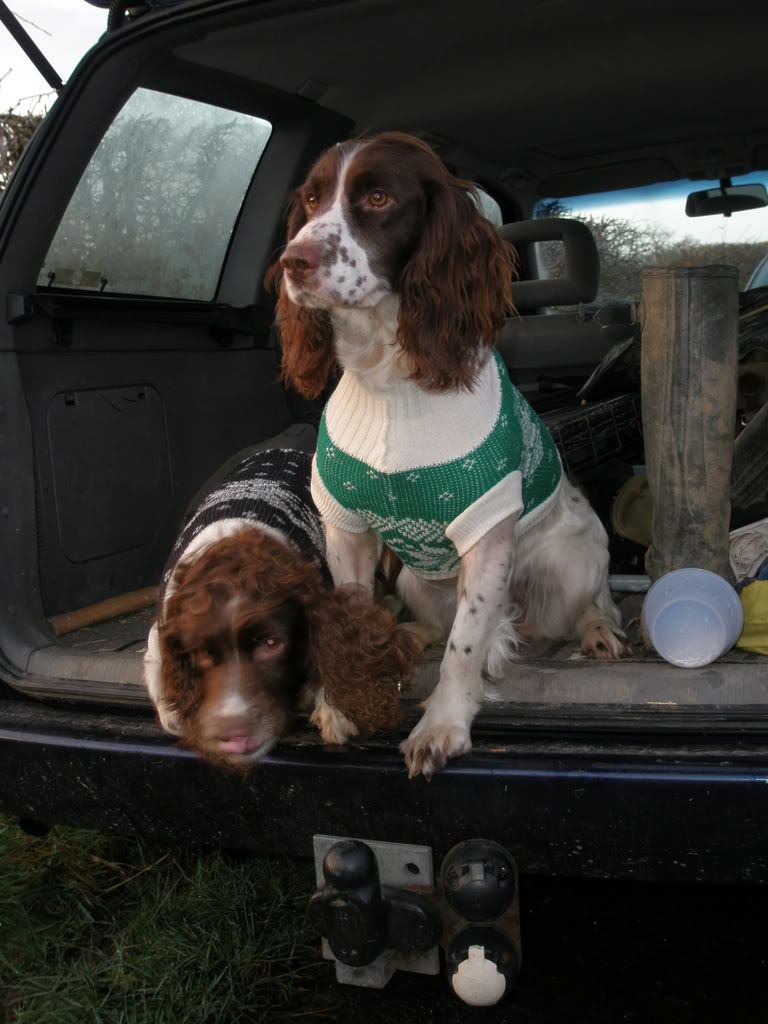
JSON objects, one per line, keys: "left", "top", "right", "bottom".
{"left": 312, "top": 351, "right": 562, "bottom": 579}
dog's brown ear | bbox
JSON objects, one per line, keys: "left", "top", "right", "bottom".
{"left": 264, "top": 191, "right": 337, "bottom": 400}
{"left": 275, "top": 283, "right": 336, "bottom": 400}
{"left": 398, "top": 179, "right": 516, "bottom": 391}
{"left": 304, "top": 585, "right": 418, "bottom": 735}
{"left": 157, "top": 622, "right": 199, "bottom": 722}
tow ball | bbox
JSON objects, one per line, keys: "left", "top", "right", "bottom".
{"left": 309, "top": 835, "right": 520, "bottom": 1006}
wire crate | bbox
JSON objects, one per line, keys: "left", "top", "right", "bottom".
{"left": 542, "top": 393, "right": 642, "bottom": 473}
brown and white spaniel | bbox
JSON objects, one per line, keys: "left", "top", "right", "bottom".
{"left": 268, "top": 133, "right": 630, "bottom": 780}
{"left": 143, "top": 449, "right": 417, "bottom": 770}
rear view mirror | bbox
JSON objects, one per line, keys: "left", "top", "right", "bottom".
{"left": 686, "top": 179, "right": 768, "bottom": 218}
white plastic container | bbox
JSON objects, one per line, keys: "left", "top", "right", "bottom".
{"left": 641, "top": 568, "right": 744, "bottom": 668}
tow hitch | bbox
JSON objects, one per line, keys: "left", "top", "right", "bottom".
{"left": 310, "top": 835, "right": 520, "bottom": 1006}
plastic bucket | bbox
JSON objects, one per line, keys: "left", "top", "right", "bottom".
{"left": 641, "top": 568, "right": 744, "bottom": 668}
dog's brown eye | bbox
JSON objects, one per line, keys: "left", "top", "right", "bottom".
{"left": 305, "top": 193, "right": 318, "bottom": 211}
{"left": 367, "top": 189, "right": 390, "bottom": 208}
{"left": 251, "top": 636, "right": 285, "bottom": 659}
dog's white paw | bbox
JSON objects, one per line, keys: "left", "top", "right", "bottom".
{"left": 311, "top": 690, "right": 360, "bottom": 746}
{"left": 580, "top": 620, "right": 632, "bottom": 660}
{"left": 400, "top": 712, "right": 472, "bottom": 780}
{"left": 157, "top": 702, "right": 185, "bottom": 737}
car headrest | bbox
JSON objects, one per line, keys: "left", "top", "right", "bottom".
{"left": 499, "top": 218, "right": 600, "bottom": 311}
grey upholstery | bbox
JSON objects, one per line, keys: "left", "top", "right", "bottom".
{"left": 500, "top": 217, "right": 600, "bottom": 311}
{"left": 497, "top": 218, "right": 639, "bottom": 383}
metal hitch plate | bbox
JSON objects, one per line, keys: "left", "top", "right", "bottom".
{"left": 313, "top": 834, "right": 440, "bottom": 988}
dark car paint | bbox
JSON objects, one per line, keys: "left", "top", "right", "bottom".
{"left": 3, "top": 692, "right": 768, "bottom": 883}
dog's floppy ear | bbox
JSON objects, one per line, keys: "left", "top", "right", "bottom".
{"left": 398, "top": 178, "right": 517, "bottom": 391}
{"left": 275, "top": 285, "right": 336, "bottom": 400}
{"left": 157, "top": 618, "right": 199, "bottom": 723}
{"left": 265, "top": 190, "right": 336, "bottom": 400}
{"left": 155, "top": 556, "right": 209, "bottom": 723}
{"left": 303, "top": 585, "right": 418, "bottom": 735}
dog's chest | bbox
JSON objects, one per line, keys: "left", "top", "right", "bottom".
{"left": 322, "top": 357, "right": 501, "bottom": 473}
{"left": 315, "top": 353, "right": 563, "bottom": 576}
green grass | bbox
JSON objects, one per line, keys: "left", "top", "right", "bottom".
{"left": 0, "top": 816, "right": 336, "bottom": 1024}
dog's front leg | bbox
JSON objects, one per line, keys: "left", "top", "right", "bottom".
{"left": 324, "top": 521, "right": 381, "bottom": 594}
{"left": 400, "top": 515, "right": 517, "bottom": 779}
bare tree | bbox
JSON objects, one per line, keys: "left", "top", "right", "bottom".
{"left": 539, "top": 204, "right": 765, "bottom": 300}
{"left": 0, "top": 106, "right": 43, "bottom": 190}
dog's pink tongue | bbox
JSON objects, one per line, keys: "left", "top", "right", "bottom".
{"left": 218, "top": 736, "right": 259, "bottom": 755}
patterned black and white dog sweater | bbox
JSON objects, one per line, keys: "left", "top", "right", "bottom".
{"left": 157, "top": 447, "right": 326, "bottom": 618}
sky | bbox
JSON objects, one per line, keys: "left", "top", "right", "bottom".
{"left": 572, "top": 194, "right": 768, "bottom": 248}
{"left": 563, "top": 179, "right": 768, "bottom": 248}
{"left": 1, "top": 0, "right": 105, "bottom": 113}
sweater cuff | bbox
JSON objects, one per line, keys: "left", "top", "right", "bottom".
{"left": 445, "top": 471, "right": 523, "bottom": 557}
{"left": 311, "top": 457, "right": 371, "bottom": 534}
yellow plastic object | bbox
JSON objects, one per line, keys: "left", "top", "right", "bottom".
{"left": 736, "top": 582, "right": 768, "bottom": 656}
{"left": 611, "top": 475, "right": 652, "bottom": 548}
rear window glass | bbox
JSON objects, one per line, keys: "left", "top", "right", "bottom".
{"left": 534, "top": 172, "right": 768, "bottom": 303}
{"left": 38, "top": 88, "right": 272, "bottom": 300}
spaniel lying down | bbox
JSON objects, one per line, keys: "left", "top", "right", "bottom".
{"left": 270, "top": 132, "right": 631, "bottom": 779}
{"left": 143, "top": 449, "right": 417, "bottom": 769}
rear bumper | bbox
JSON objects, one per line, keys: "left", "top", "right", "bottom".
{"left": 2, "top": 697, "right": 768, "bottom": 884}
